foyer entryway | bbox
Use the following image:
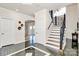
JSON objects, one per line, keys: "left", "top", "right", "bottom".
{"left": 0, "top": 39, "right": 78, "bottom": 56}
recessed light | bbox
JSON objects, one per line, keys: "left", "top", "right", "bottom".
{"left": 22, "top": 3, "right": 32, "bottom": 5}
{"left": 15, "top": 9, "right": 19, "bottom": 11}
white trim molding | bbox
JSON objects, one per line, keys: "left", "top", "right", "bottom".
{"left": 7, "top": 46, "right": 50, "bottom": 56}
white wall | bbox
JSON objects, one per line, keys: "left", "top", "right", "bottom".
{"left": 35, "top": 9, "right": 52, "bottom": 44}
{"left": 0, "top": 7, "right": 34, "bottom": 44}
{"left": 78, "top": 4, "right": 79, "bottom": 23}
{"left": 66, "top": 4, "right": 78, "bottom": 39}
{"left": 77, "top": 4, "right": 79, "bottom": 43}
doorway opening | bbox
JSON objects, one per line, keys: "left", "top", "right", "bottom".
{"left": 25, "top": 20, "right": 35, "bottom": 47}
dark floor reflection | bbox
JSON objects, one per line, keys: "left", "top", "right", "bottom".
{"left": 64, "top": 39, "right": 79, "bottom": 56}
{"left": 0, "top": 39, "right": 79, "bottom": 56}
{"left": 12, "top": 47, "right": 45, "bottom": 56}
{"left": 0, "top": 41, "right": 29, "bottom": 56}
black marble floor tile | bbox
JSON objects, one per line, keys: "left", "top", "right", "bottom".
{"left": 12, "top": 48, "right": 45, "bottom": 56}
{"left": 0, "top": 41, "right": 29, "bottom": 56}
{"left": 0, "top": 39, "right": 79, "bottom": 56}
{"left": 64, "top": 39, "right": 79, "bottom": 56}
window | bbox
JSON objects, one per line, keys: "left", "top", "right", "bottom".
{"left": 54, "top": 7, "right": 66, "bottom": 17}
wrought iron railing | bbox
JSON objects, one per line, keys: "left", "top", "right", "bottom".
{"left": 48, "top": 10, "right": 53, "bottom": 30}
{"left": 60, "top": 14, "right": 66, "bottom": 50}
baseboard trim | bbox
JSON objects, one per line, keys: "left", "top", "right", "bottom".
{"left": 2, "top": 44, "right": 14, "bottom": 48}
{"left": 14, "top": 40, "right": 29, "bottom": 44}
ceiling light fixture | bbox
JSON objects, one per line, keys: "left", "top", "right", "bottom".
{"left": 22, "top": 3, "right": 32, "bottom": 5}
{"left": 15, "top": 9, "right": 19, "bottom": 11}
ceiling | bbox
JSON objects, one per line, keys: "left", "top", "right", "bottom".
{"left": 0, "top": 3, "right": 71, "bottom": 16}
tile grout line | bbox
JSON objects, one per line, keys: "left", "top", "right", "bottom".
{"left": 7, "top": 46, "right": 31, "bottom": 56}
{"left": 7, "top": 46, "right": 50, "bottom": 56}
{"left": 32, "top": 46, "right": 50, "bottom": 56}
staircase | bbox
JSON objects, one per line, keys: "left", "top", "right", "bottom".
{"left": 45, "top": 26, "right": 66, "bottom": 52}
{"left": 44, "top": 10, "right": 66, "bottom": 53}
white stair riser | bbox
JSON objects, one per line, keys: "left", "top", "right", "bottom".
{"left": 48, "top": 35, "right": 60, "bottom": 38}
{"left": 50, "top": 32, "right": 60, "bottom": 34}
{"left": 51, "top": 31, "right": 60, "bottom": 33}
{"left": 44, "top": 44, "right": 59, "bottom": 50}
{"left": 48, "top": 37, "right": 60, "bottom": 39}
{"left": 48, "top": 38, "right": 60, "bottom": 41}
{"left": 47, "top": 41, "right": 60, "bottom": 46}
{"left": 52, "top": 29, "right": 60, "bottom": 31}
{"left": 49, "top": 33, "right": 60, "bottom": 36}
{"left": 53, "top": 27, "right": 60, "bottom": 29}
{"left": 52, "top": 29, "right": 60, "bottom": 30}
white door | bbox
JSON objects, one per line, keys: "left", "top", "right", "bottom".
{"left": 0, "top": 19, "right": 15, "bottom": 47}
{"left": 0, "top": 20, "right": 2, "bottom": 48}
